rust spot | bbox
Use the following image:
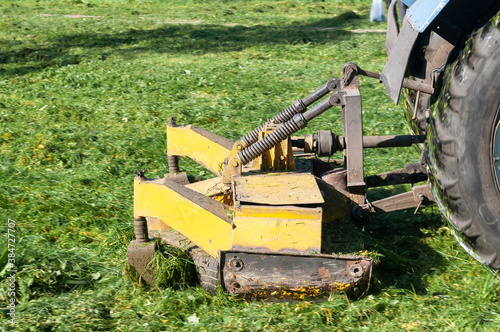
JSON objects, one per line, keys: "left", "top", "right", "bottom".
{"left": 318, "top": 266, "right": 332, "bottom": 283}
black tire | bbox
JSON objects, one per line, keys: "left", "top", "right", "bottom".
{"left": 426, "top": 18, "right": 500, "bottom": 269}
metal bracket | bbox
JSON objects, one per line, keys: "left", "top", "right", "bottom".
{"left": 369, "top": 184, "right": 435, "bottom": 213}
{"left": 341, "top": 64, "right": 366, "bottom": 203}
{"left": 222, "top": 141, "right": 244, "bottom": 186}
{"left": 327, "top": 78, "right": 342, "bottom": 92}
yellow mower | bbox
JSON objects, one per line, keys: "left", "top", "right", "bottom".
{"left": 127, "top": 62, "right": 433, "bottom": 298}
{"left": 128, "top": 1, "right": 500, "bottom": 297}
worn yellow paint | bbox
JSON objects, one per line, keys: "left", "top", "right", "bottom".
{"left": 232, "top": 205, "right": 322, "bottom": 252}
{"left": 247, "top": 285, "right": 358, "bottom": 299}
{"left": 167, "top": 125, "right": 232, "bottom": 175}
{"left": 233, "top": 173, "right": 324, "bottom": 205}
{"left": 185, "top": 177, "right": 225, "bottom": 197}
{"left": 221, "top": 141, "right": 245, "bottom": 186}
{"left": 347, "top": 192, "right": 365, "bottom": 205}
{"left": 146, "top": 217, "right": 172, "bottom": 232}
{"left": 134, "top": 178, "right": 233, "bottom": 258}
{"left": 185, "top": 176, "right": 227, "bottom": 203}
{"left": 252, "top": 122, "right": 296, "bottom": 171}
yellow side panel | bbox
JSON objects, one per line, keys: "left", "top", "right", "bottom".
{"left": 232, "top": 205, "right": 322, "bottom": 253}
{"left": 167, "top": 125, "right": 233, "bottom": 175}
{"left": 134, "top": 178, "right": 233, "bottom": 258}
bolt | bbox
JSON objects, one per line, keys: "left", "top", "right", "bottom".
{"left": 332, "top": 96, "right": 341, "bottom": 104}
{"left": 280, "top": 155, "right": 285, "bottom": 161}
{"left": 232, "top": 161, "right": 239, "bottom": 167}
{"left": 135, "top": 170, "right": 147, "bottom": 180}
{"left": 228, "top": 256, "right": 244, "bottom": 272}
{"left": 330, "top": 82, "right": 337, "bottom": 89}
{"left": 237, "top": 144, "right": 243, "bottom": 150}
{"left": 167, "top": 117, "right": 177, "bottom": 127}
{"left": 349, "top": 263, "right": 363, "bottom": 277}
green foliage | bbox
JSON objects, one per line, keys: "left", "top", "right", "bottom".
{"left": 0, "top": 0, "right": 499, "bottom": 331}
{"left": 153, "top": 241, "right": 197, "bottom": 290}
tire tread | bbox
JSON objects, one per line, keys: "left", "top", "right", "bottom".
{"left": 427, "top": 15, "right": 500, "bottom": 269}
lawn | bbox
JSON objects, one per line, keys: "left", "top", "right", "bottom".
{"left": 0, "top": 0, "right": 499, "bottom": 331}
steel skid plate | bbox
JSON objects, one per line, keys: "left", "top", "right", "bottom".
{"left": 220, "top": 250, "right": 372, "bottom": 299}
{"left": 127, "top": 240, "right": 157, "bottom": 286}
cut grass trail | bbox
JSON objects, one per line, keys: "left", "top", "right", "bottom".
{"left": 0, "top": 0, "right": 499, "bottom": 331}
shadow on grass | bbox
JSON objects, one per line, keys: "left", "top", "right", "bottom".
{"left": 0, "top": 11, "right": 379, "bottom": 76}
{"left": 324, "top": 185, "right": 445, "bottom": 295}
{"left": 365, "top": 211, "right": 445, "bottom": 294}
{"left": 368, "top": 187, "right": 445, "bottom": 294}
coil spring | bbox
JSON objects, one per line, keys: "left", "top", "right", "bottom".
{"left": 134, "top": 217, "right": 149, "bottom": 243}
{"left": 168, "top": 155, "right": 179, "bottom": 174}
{"left": 238, "top": 118, "right": 303, "bottom": 164}
{"left": 240, "top": 100, "right": 305, "bottom": 146}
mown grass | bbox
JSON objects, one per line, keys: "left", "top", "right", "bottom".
{"left": 0, "top": 0, "right": 499, "bottom": 331}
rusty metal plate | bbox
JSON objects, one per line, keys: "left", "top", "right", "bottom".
{"left": 127, "top": 240, "right": 157, "bottom": 287}
{"left": 233, "top": 173, "right": 324, "bottom": 205}
{"left": 220, "top": 250, "right": 372, "bottom": 299}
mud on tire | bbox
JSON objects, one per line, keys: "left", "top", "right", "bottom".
{"left": 426, "top": 17, "right": 500, "bottom": 269}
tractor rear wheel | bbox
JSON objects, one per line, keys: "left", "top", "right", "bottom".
{"left": 426, "top": 19, "right": 500, "bottom": 269}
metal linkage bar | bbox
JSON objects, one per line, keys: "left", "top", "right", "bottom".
{"left": 239, "top": 79, "right": 340, "bottom": 146}
{"left": 296, "top": 133, "right": 426, "bottom": 156}
{"left": 362, "top": 135, "right": 426, "bottom": 148}
{"left": 369, "top": 184, "right": 435, "bottom": 214}
{"left": 357, "top": 67, "right": 434, "bottom": 95}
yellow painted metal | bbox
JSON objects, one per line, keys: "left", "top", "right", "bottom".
{"left": 252, "top": 123, "right": 296, "bottom": 171}
{"left": 134, "top": 176, "right": 324, "bottom": 256}
{"left": 233, "top": 173, "right": 324, "bottom": 205}
{"left": 185, "top": 177, "right": 226, "bottom": 202}
{"left": 134, "top": 178, "right": 233, "bottom": 258}
{"left": 232, "top": 205, "right": 322, "bottom": 253}
{"left": 221, "top": 141, "right": 245, "bottom": 186}
{"left": 145, "top": 217, "right": 172, "bottom": 232}
{"left": 347, "top": 192, "right": 365, "bottom": 205}
{"left": 167, "top": 125, "right": 233, "bottom": 175}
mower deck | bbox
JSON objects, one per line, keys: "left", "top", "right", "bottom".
{"left": 128, "top": 63, "right": 435, "bottom": 298}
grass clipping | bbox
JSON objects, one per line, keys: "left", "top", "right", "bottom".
{"left": 123, "top": 239, "right": 197, "bottom": 290}
{"left": 152, "top": 240, "right": 197, "bottom": 290}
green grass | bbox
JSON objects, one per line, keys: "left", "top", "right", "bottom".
{"left": 0, "top": 0, "right": 499, "bottom": 331}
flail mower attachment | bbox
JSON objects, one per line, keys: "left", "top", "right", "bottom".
{"left": 127, "top": 62, "right": 435, "bottom": 299}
